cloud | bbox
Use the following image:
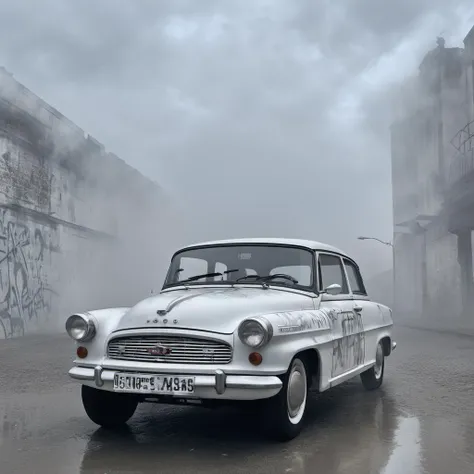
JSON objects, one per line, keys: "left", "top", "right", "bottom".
{"left": 1, "top": 0, "right": 473, "bottom": 279}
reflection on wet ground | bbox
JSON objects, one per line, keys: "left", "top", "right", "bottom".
{"left": 382, "top": 416, "right": 421, "bottom": 474}
{"left": 1, "top": 326, "right": 474, "bottom": 473}
{"left": 1, "top": 383, "right": 472, "bottom": 474}
{"left": 78, "top": 386, "right": 397, "bottom": 474}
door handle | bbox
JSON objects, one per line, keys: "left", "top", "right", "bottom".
{"left": 354, "top": 305, "right": 363, "bottom": 313}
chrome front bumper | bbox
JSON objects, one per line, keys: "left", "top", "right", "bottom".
{"left": 68, "top": 365, "right": 283, "bottom": 401}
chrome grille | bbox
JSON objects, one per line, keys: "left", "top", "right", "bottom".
{"left": 107, "top": 335, "right": 233, "bottom": 364}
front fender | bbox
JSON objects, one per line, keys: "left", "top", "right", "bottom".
{"left": 234, "top": 308, "right": 334, "bottom": 379}
{"left": 68, "top": 307, "right": 130, "bottom": 361}
{"left": 256, "top": 329, "right": 332, "bottom": 379}
{"left": 376, "top": 328, "right": 395, "bottom": 357}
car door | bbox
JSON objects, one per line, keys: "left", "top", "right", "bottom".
{"left": 342, "top": 257, "right": 378, "bottom": 367}
{"left": 317, "top": 252, "right": 357, "bottom": 379}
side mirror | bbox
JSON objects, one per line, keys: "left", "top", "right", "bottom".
{"left": 323, "top": 283, "right": 342, "bottom": 296}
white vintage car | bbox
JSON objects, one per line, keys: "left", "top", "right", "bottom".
{"left": 66, "top": 238, "right": 396, "bottom": 441}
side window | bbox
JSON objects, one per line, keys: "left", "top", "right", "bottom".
{"left": 318, "top": 254, "right": 349, "bottom": 294}
{"left": 343, "top": 259, "right": 367, "bottom": 295}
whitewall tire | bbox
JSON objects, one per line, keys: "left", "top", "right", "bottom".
{"left": 264, "top": 356, "right": 309, "bottom": 441}
{"left": 360, "top": 341, "right": 385, "bottom": 391}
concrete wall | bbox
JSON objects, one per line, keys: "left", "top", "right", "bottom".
{"left": 425, "top": 228, "right": 462, "bottom": 318}
{"left": 0, "top": 68, "right": 179, "bottom": 339}
{"left": 391, "top": 30, "right": 474, "bottom": 329}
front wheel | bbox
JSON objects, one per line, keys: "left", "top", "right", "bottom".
{"left": 360, "top": 341, "right": 385, "bottom": 391}
{"left": 81, "top": 385, "right": 139, "bottom": 429}
{"left": 263, "top": 356, "right": 309, "bottom": 441}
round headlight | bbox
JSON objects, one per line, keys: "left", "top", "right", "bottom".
{"left": 238, "top": 318, "right": 273, "bottom": 348}
{"left": 65, "top": 314, "right": 96, "bottom": 342}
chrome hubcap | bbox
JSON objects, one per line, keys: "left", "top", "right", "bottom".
{"left": 287, "top": 359, "right": 307, "bottom": 423}
{"left": 374, "top": 343, "right": 384, "bottom": 379}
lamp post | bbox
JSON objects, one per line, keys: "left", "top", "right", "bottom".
{"left": 357, "top": 236, "right": 393, "bottom": 247}
{"left": 357, "top": 236, "right": 396, "bottom": 311}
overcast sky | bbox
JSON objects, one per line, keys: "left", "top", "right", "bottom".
{"left": 1, "top": 0, "right": 474, "bottom": 279}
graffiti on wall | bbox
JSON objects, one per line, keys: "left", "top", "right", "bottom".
{"left": 0, "top": 209, "right": 58, "bottom": 339}
{"left": 0, "top": 150, "right": 53, "bottom": 210}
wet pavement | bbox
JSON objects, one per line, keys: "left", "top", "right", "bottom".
{"left": 1, "top": 325, "right": 474, "bottom": 474}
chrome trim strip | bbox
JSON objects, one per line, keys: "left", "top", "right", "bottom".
{"left": 160, "top": 284, "right": 316, "bottom": 298}
{"left": 328, "top": 361, "right": 375, "bottom": 387}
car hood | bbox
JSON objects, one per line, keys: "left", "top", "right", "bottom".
{"left": 116, "top": 286, "right": 315, "bottom": 334}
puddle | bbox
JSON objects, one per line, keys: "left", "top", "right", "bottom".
{"left": 0, "top": 388, "right": 473, "bottom": 473}
{"left": 381, "top": 416, "right": 422, "bottom": 474}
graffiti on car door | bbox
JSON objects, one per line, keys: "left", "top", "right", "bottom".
{"left": 331, "top": 309, "right": 365, "bottom": 376}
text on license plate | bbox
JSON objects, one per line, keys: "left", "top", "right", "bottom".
{"left": 113, "top": 373, "right": 195, "bottom": 393}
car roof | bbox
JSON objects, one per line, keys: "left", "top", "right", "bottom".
{"left": 179, "top": 237, "right": 350, "bottom": 258}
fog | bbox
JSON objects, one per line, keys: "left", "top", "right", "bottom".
{"left": 0, "top": 68, "right": 184, "bottom": 335}
{"left": 1, "top": 1, "right": 474, "bottom": 323}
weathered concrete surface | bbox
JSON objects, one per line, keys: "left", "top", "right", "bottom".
{"left": 1, "top": 325, "right": 474, "bottom": 474}
{"left": 0, "top": 68, "right": 179, "bottom": 339}
{"left": 391, "top": 29, "right": 474, "bottom": 328}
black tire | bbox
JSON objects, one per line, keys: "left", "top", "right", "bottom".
{"left": 360, "top": 341, "right": 385, "bottom": 391}
{"left": 263, "top": 356, "right": 309, "bottom": 442}
{"left": 81, "top": 385, "right": 139, "bottom": 429}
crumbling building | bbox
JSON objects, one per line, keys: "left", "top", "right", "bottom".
{"left": 391, "top": 27, "right": 474, "bottom": 329}
{"left": 0, "top": 67, "right": 178, "bottom": 338}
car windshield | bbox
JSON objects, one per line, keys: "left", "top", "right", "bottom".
{"left": 163, "top": 244, "right": 314, "bottom": 290}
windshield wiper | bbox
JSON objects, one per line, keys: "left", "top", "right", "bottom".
{"left": 259, "top": 274, "right": 299, "bottom": 284}
{"left": 235, "top": 274, "right": 261, "bottom": 283}
{"left": 236, "top": 273, "right": 299, "bottom": 285}
{"left": 223, "top": 269, "right": 239, "bottom": 276}
{"left": 181, "top": 272, "right": 222, "bottom": 283}
{"left": 235, "top": 273, "right": 298, "bottom": 286}
{"left": 180, "top": 269, "right": 240, "bottom": 284}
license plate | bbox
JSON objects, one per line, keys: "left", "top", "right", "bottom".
{"left": 113, "top": 373, "right": 195, "bottom": 394}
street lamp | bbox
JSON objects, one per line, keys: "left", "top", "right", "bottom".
{"left": 357, "top": 236, "right": 393, "bottom": 247}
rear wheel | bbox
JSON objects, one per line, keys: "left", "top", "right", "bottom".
{"left": 263, "top": 356, "right": 309, "bottom": 441}
{"left": 360, "top": 341, "right": 385, "bottom": 391}
{"left": 81, "top": 385, "right": 139, "bottom": 428}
